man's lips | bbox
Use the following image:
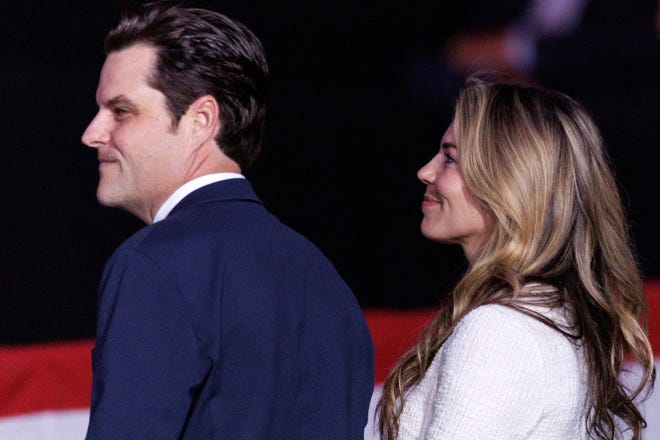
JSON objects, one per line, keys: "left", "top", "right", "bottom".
{"left": 97, "top": 147, "right": 118, "bottom": 163}
{"left": 98, "top": 157, "right": 119, "bottom": 171}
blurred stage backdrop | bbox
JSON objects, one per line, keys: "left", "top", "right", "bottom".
{"left": 0, "top": 0, "right": 658, "bottom": 437}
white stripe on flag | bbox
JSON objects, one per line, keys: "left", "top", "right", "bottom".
{"left": 0, "top": 409, "right": 89, "bottom": 440}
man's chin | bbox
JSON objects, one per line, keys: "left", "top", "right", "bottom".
{"left": 96, "top": 186, "right": 122, "bottom": 209}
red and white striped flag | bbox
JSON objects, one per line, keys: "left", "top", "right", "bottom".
{"left": 2, "top": 281, "right": 659, "bottom": 439}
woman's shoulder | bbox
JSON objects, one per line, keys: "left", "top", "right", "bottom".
{"left": 447, "top": 303, "right": 572, "bottom": 362}
{"left": 446, "top": 303, "right": 584, "bottom": 381}
{"left": 394, "top": 302, "right": 590, "bottom": 440}
{"left": 457, "top": 303, "right": 550, "bottom": 334}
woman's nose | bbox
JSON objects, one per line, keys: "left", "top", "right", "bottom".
{"left": 417, "top": 158, "right": 436, "bottom": 185}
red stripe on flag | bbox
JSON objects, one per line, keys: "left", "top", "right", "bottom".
{"left": 0, "top": 339, "right": 93, "bottom": 418}
{"left": 363, "top": 308, "right": 436, "bottom": 383}
{"left": 646, "top": 280, "right": 660, "bottom": 355}
{"left": 364, "top": 280, "right": 660, "bottom": 384}
{"left": 0, "top": 280, "right": 657, "bottom": 419}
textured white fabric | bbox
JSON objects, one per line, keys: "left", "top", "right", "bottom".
{"left": 397, "top": 304, "right": 590, "bottom": 440}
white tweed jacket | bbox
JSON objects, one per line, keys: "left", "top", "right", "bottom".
{"left": 397, "top": 303, "right": 590, "bottom": 439}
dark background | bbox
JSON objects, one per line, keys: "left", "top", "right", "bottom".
{"left": 1, "top": 0, "right": 658, "bottom": 343}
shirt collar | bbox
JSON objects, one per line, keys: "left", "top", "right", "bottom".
{"left": 153, "top": 173, "right": 244, "bottom": 223}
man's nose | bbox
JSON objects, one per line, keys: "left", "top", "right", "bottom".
{"left": 81, "top": 113, "right": 110, "bottom": 148}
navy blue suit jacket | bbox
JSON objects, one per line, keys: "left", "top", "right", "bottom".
{"left": 86, "top": 179, "right": 374, "bottom": 439}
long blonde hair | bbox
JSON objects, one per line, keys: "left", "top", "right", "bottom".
{"left": 377, "top": 75, "right": 655, "bottom": 439}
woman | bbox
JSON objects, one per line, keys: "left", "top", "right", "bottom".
{"left": 377, "top": 75, "right": 655, "bottom": 439}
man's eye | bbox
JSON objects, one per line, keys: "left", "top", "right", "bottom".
{"left": 112, "top": 107, "right": 131, "bottom": 120}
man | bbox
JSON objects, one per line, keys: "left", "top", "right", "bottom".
{"left": 81, "top": 2, "right": 374, "bottom": 438}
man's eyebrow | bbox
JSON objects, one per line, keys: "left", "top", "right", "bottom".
{"left": 104, "top": 95, "right": 137, "bottom": 109}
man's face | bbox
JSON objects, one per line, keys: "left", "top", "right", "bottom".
{"left": 81, "top": 44, "right": 192, "bottom": 223}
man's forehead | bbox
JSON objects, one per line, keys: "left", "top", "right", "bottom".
{"left": 96, "top": 44, "right": 158, "bottom": 104}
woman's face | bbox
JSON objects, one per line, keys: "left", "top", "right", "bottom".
{"left": 417, "top": 123, "right": 491, "bottom": 264}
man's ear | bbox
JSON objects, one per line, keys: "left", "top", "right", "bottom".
{"left": 188, "top": 94, "right": 221, "bottom": 142}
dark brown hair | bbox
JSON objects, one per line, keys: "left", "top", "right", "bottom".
{"left": 105, "top": 1, "right": 269, "bottom": 169}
